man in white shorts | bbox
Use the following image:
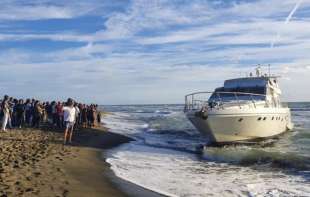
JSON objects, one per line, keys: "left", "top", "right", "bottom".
{"left": 63, "top": 98, "right": 76, "bottom": 144}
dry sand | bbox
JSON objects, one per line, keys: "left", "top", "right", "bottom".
{"left": 0, "top": 124, "right": 132, "bottom": 197}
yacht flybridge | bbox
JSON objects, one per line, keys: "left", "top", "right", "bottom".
{"left": 184, "top": 68, "right": 293, "bottom": 144}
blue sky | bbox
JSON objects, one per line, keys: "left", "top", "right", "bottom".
{"left": 0, "top": 0, "right": 309, "bottom": 104}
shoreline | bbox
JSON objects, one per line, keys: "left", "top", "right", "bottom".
{"left": 103, "top": 149, "right": 167, "bottom": 197}
{"left": 61, "top": 126, "right": 132, "bottom": 197}
{"left": 64, "top": 125, "right": 166, "bottom": 197}
{"left": 0, "top": 123, "right": 165, "bottom": 197}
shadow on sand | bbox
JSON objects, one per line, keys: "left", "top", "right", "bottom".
{"left": 39, "top": 124, "right": 134, "bottom": 149}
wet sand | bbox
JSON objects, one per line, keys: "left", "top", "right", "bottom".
{"left": 0, "top": 124, "right": 133, "bottom": 197}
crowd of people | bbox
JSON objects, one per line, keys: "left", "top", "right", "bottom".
{"left": 0, "top": 95, "right": 102, "bottom": 144}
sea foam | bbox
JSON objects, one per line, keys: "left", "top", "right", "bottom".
{"left": 103, "top": 104, "right": 310, "bottom": 197}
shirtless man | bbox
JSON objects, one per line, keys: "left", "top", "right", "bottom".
{"left": 63, "top": 98, "right": 76, "bottom": 144}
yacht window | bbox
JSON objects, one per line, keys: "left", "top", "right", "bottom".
{"left": 263, "top": 117, "right": 267, "bottom": 120}
{"left": 238, "top": 118, "right": 243, "bottom": 122}
{"left": 272, "top": 117, "right": 274, "bottom": 120}
{"left": 227, "top": 86, "right": 266, "bottom": 95}
{"left": 209, "top": 87, "right": 266, "bottom": 102}
{"left": 258, "top": 117, "right": 262, "bottom": 121}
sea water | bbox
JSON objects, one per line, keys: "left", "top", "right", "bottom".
{"left": 103, "top": 103, "right": 310, "bottom": 197}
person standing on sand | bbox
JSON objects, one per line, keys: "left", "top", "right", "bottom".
{"left": 51, "top": 101, "right": 57, "bottom": 126}
{"left": 15, "top": 99, "right": 25, "bottom": 128}
{"left": 81, "top": 104, "right": 88, "bottom": 128}
{"left": 7, "top": 97, "right": 14, "bottom": 129}
{"left": 12, "top": 99, "right": 18, "bottom": 127}
{"left": 92, "top": 105, "right": 97, "bottom": 127}
{"left": 74, "top": 103, "right": 80, "bottom": 129}
{"left": 1, "top": 95, "right": 10, "bottom": 131}
{"left": 25, "top": 99, "right": 32, "bottom": 125}
{"left": 97, "top": 110, "right": 101, "bottom": 125}
{"left": 33, "top": 101, "right": 44, "bottom": 128}
{"left": 56, "top": 102, "right": 63, "bottom": 128}
{"left": 63, "top": 98, "right": 76, "bottom": 144}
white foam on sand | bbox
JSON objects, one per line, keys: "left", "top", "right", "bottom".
{"left": 104, "top": 113, "right": 310, "bottom": 197}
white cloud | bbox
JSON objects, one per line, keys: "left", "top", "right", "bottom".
{"left": 0, "top": 0, "right": 310, "bottom": 103}
{"left": 0, "top": 1, "right": 104, "bottom": 21}
{"left": 0, "top": 5, "right": 74, "bottom": 20}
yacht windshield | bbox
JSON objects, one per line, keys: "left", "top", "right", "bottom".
{"left": 208, "top": 86, "right": 266, "bottom": 102}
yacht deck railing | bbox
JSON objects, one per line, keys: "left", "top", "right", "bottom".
{"left": 184, "top": 91, "right": 268, "bottom": 112}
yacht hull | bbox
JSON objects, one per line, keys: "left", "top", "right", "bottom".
{"left": 186, "top": 108, "right": 293, "bottom": 144}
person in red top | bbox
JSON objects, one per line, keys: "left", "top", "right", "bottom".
{"left": 56, "top": 102, "right": 63, "bottom": 128}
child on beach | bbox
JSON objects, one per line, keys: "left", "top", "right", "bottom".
{"left": 63, "top": 98, "right": 77, "bottom": 144}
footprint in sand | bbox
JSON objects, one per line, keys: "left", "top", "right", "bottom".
{"left": 33, "top": 172, "right": 41, "bottom": 177}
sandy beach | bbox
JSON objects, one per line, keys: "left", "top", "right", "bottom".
{"left": 0, "top": 124, "right": 133, "bottom": 197}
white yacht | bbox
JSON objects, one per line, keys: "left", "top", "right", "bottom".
{"left": 184, "top": 68, "right": 294, "bottom": 145}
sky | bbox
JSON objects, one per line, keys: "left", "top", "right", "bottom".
{"left": 0, "top": 0, "right": 310, "bottom": 104}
